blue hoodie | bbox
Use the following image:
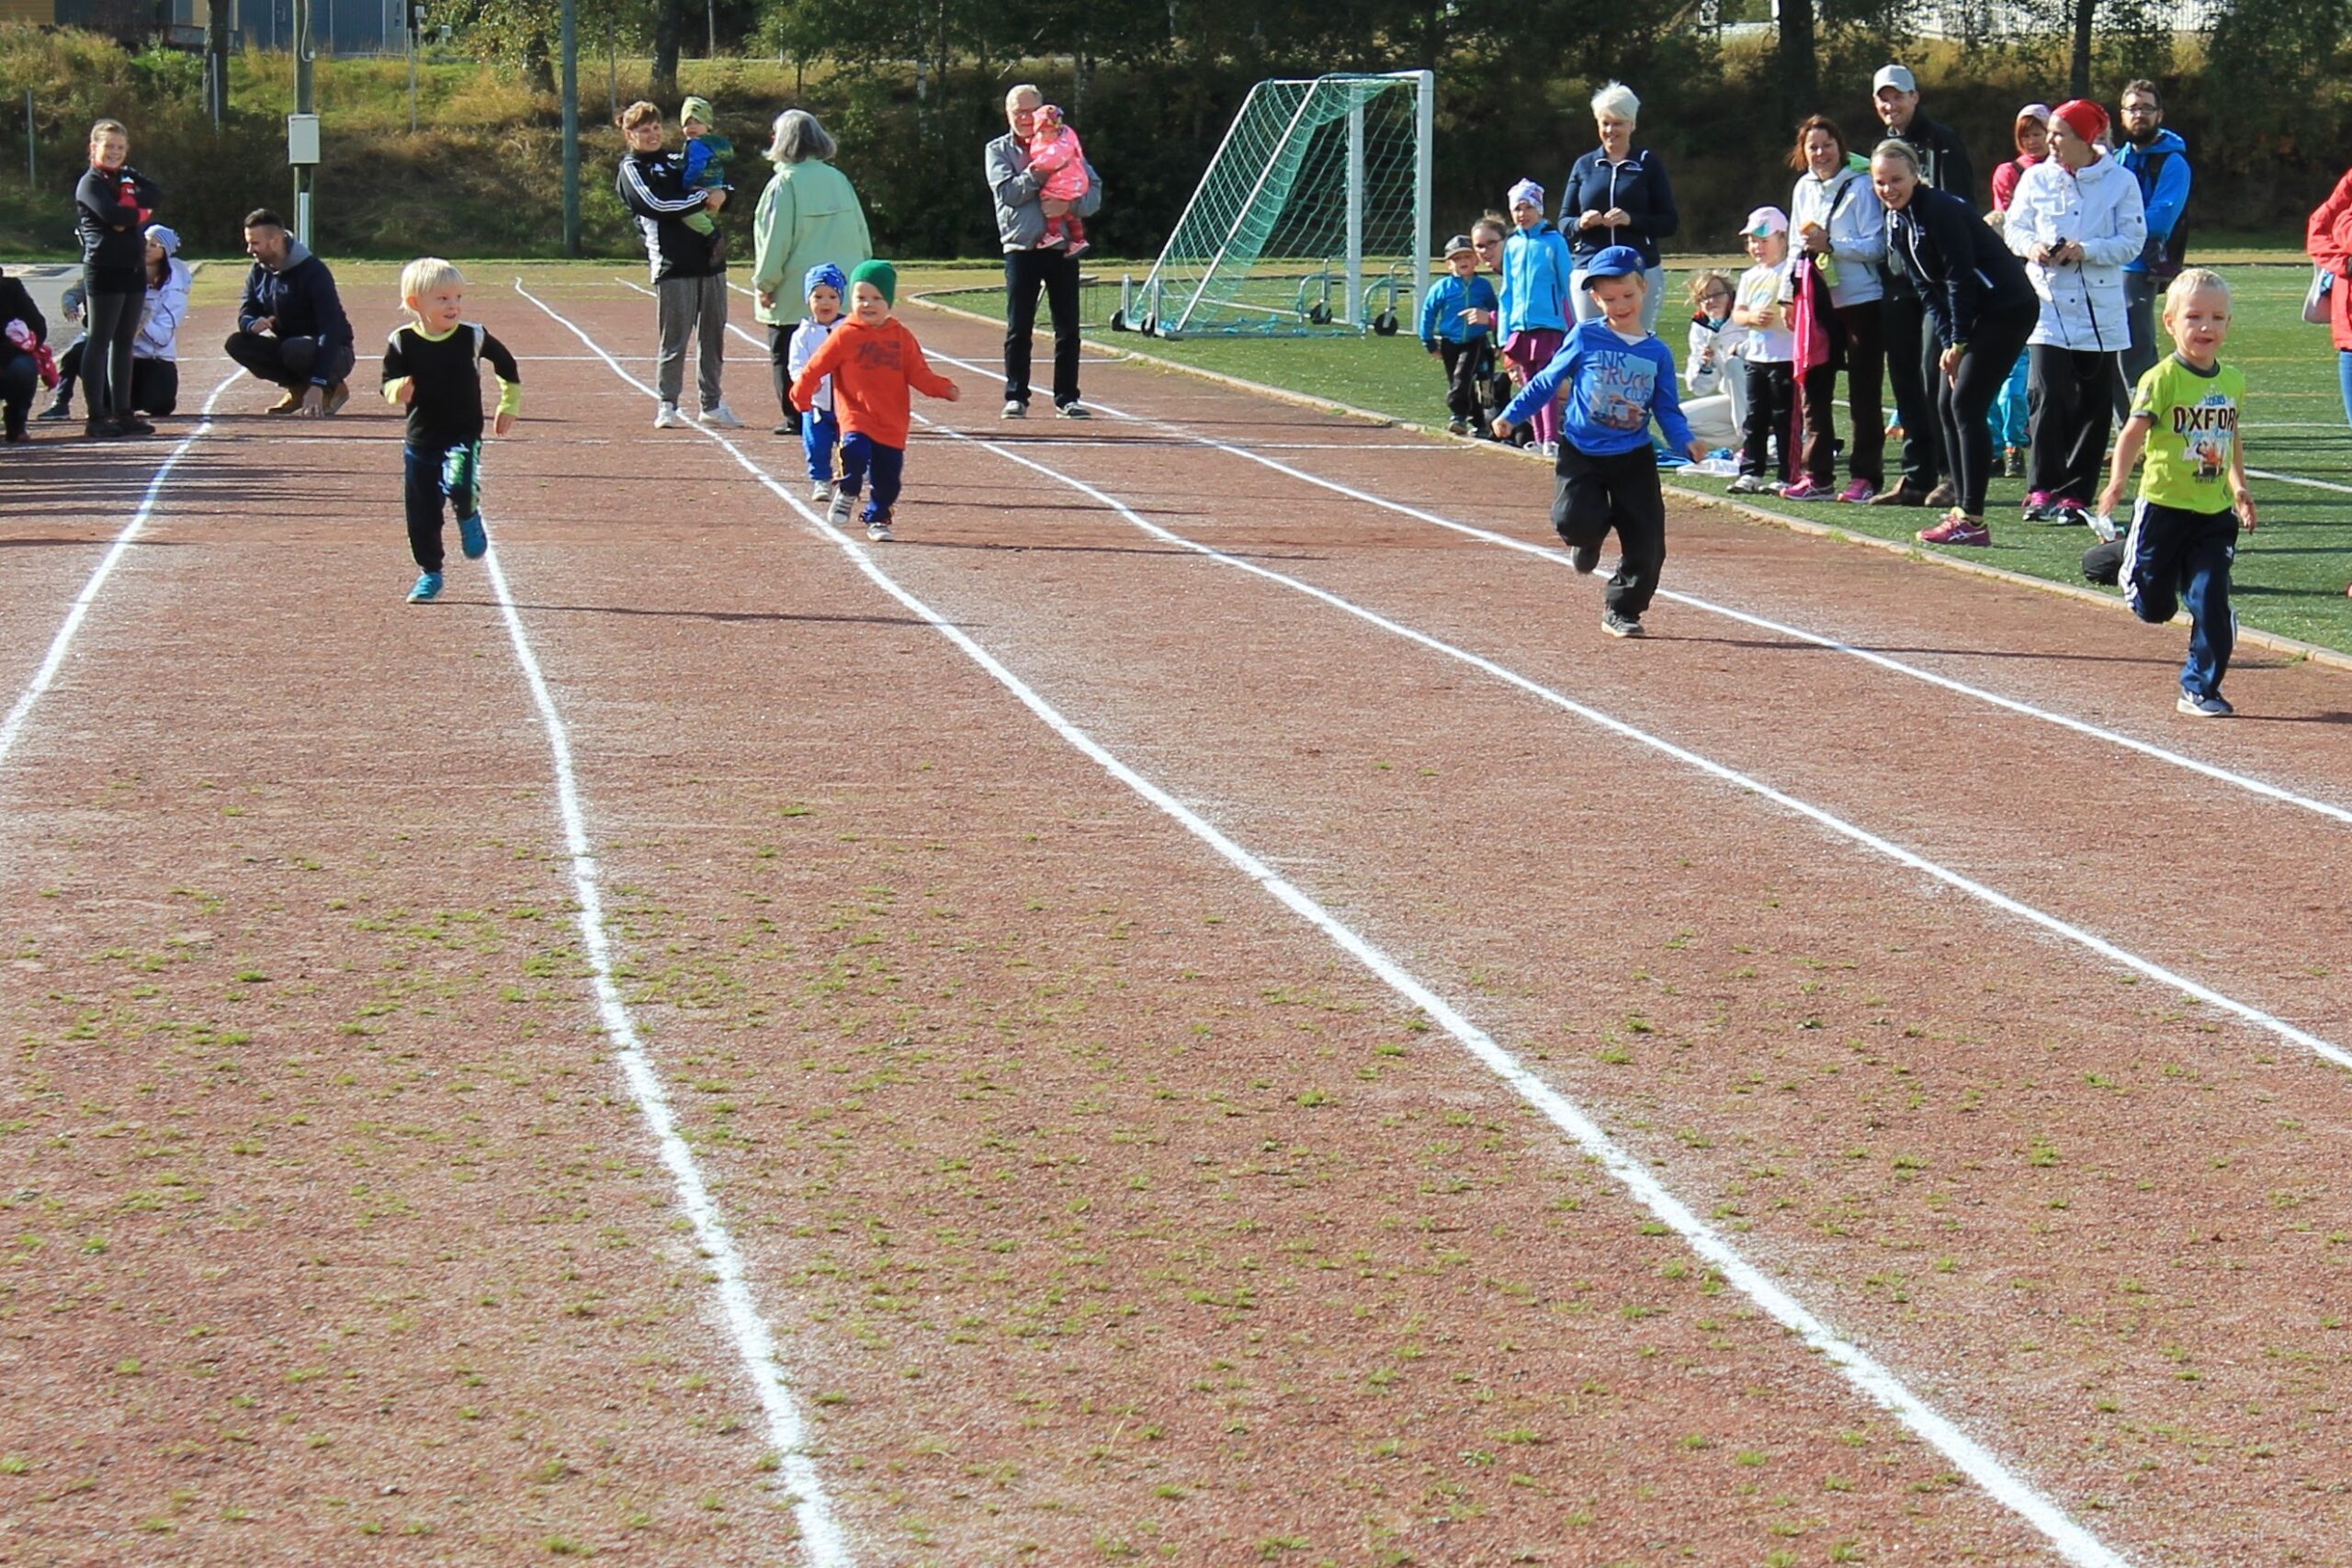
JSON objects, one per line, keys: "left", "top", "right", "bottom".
{"left": 1498, "top": 318, "right": 1695, "bottom": 458}
{"left": 1498, "top": 221, "right": 1574, "bottom": 339}
{"left": 1559, "top": 148, "right": 1679, "bottom": 269}
{"left": 2119, "top": 128, "right": 2189, "bottom": 275}
{"left": 1419, "top": 271, "right": 1498, "bottom": 347}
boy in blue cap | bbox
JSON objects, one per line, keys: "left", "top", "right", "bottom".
{"left": 1494, "top": 244, "right": 1706, "bottom": 638}
{"left": 785, "top": 262, "right": 847, "bottom": 502}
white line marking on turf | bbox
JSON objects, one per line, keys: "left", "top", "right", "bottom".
{"left": 535, "top": 281, "right": 2135, "bottom": 1568}
{"left": 2249, "top": 466, "right": 2352, "bottom": 498}
{"left": 924, "top": 418, "right": 2352, "bottom": 1071}
{"left": 918, "top": 348, "right": 2352, "bottom": 832}
{"left": 484, "top": 294, "right": 852, "bottom": 1567}
{"left": 0, "top": 368, "right": 241, "bottom": 773}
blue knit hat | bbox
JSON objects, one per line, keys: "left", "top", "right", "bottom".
{"left": 803, "top": 262, "right": 847, "bottom": 299}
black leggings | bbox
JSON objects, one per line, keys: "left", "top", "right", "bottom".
{"left": 81, "top": 283, "right": 143, "bottom": 421}
{"left": 53, "top": 343, "right": 178, "bottom": 415}
{"left": 1932, "top": 303, "right": 2037, "bottom": 516}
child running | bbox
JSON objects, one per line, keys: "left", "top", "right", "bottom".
{"left": 787, "top": 259, "right": 960, "bottom": 542}
{"left": 1419, "top": 233, "right": 1499, "bottom": 436}
{"left": 1491, "top": 244, "right": 1707, "bottom": 638}
{"left": 786, "top": 262, "right": 846, "bottom": 502}
{"left": 380, "top": 258, "right": 520, "bottom": 604}
{"left": 2094, "top": 267, "right": 2256, "bottom": 717}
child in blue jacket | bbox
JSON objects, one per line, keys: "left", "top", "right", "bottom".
{"left": 1498, "top": 178, "right": 1576, "bottom": 452}
{"left": 1420, "top": 233, "right": 1500, "bottom": 435}
{"left": 1493, "top": 245, "right": 1706, "bottom": 639}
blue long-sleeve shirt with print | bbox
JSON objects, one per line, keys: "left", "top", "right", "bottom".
{"left": 1419, "top": 272, "right": 1498, "bottom": 346}
{"left": 1498, "top": 320, "right": 1695, "bottom": 457}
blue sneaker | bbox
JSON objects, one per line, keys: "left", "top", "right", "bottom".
{"left": 406, "top": 571, "right": 444, "bottom": 604}
{"left": 458, "top": 514, "right": 488, "bottom": 560}
{"left": 2177, "top": 690, "right": 2233, "bottom": 717}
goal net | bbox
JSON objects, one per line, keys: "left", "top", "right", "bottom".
{"left": 1127, "top": 72, "right": 1432, "bottom": 340}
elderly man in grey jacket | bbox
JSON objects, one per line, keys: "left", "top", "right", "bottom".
{"left": 987, "top": 83, "right": 1102, "bottom": 420}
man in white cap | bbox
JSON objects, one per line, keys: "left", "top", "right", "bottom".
{"left": 1869, "top": 62, "right": 1978, "bottom": 510}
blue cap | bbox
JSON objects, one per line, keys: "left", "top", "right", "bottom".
{"left": 1581, "top": 244, "right": 1646, "bottom": 288}
{"left": 803, "top": 262, "right": 847, "bottom": 298}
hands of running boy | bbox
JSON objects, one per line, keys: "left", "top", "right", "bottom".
{"left": 1684, "top": 437, "right": 1707, "bottom": 462}
{"left": 493, "top": 411, "right": 514, "bottom": 436}
{"left": 1490, "top": 414, "right": 1514, "bottom": 441}
{"left": 2233, "top": 481, "right": 2257, "bottom": 530}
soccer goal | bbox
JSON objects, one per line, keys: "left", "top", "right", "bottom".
{"left": 1123, "top": 71, "right": 1433, "bottom": 340}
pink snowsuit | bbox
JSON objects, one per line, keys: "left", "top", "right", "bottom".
{"left": 1026, "top": 107, "right": 1091, "bottom": 254}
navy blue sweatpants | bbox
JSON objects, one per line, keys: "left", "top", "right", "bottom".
{"left": 839, "top": 431, "right": 904, "bottom": 522}
{"left": 403, "top": 442, "right": 481, "bottom": 572}
{"left": 2121, "top": 500, "right": 2239, "bottom": 700}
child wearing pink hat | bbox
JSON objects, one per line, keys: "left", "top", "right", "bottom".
{"left": 1727, "top": 207, "right": 1796, "bottom": 494}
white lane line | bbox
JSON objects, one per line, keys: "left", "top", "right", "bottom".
{"left": 923, "top": 348, "right": 2352, "bottom": 832}
{"left": 537, "top": 281, "right": 2133, "bottom": 1568}
{"left": 0, "top": 368, "right": 242, "bottom": 772}
{"left": 489, "top": 288, "right": 852, "bottom": 1567}
{"left": 2249, "top": 466, "right": 2352, "bottom": 498}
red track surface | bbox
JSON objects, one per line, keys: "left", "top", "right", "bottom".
{"left": 3, "top": 274, "right": 2349, "bottom": 1565}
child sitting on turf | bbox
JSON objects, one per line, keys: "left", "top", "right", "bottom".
{"left": 1420, "top": 233, "right": 1499, "bottom": 436}
{"left": 1727, "top": 207, "right": 1796, "bottom": 495}
{"left": 1679, "top": 268, "right": 1747, "bottom": 450}
{"left": 786, "top": 262, "right": 847, "bottom": 502}
{"left": 2092, "top": 267, "right": 2257, "bottom": 717}
{"left": 678, "top": 96, "right": 733, "bottom": 239}
{"left": 1492, "top": 244, "right": 1706, "bottom": 640}
{"left": 380, "top": 257, "right": 521, "bottom": 604}
{"left": 788, "top": 259, "right": 961, "bottom": 543}
{"left": 1025, "top": 105, "right": 1091, "bottom": 256}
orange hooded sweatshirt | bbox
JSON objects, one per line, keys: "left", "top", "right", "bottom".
{"left": 787, "top": 316, "right": 956, "bottom": 448}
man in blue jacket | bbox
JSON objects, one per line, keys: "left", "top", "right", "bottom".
{"left": 2113, "top": 80, "right": 2190, "bottom": 420}
{"left": 223, "top": 209, "right": 354, "bottom": 416}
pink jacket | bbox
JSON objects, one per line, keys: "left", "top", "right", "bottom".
{"left": 2307, "top": 169, "right": 2352, "bottom": 353}
{"left": 1026, "top": 117, "right": 1091, "bottom": 204}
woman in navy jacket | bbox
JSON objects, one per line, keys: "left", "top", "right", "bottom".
{"left": 1873, "top": 140, "right": 2037, "bottom": 548}
{"left": 1560, "top": 81, "right": 1679, "bottom": 331}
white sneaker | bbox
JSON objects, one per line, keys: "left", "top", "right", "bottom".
{"left": 865, "top": 515, "right": 894, "bottom": 543}
{"left": 1001, "top": 400, "right": 1026, "bottom": 420}
{"left": 1056, "top": 401, "right": 1091, "bottom": 421}
{"left": 700, "top": 401, "right": 744, "bottom": 429}
{"left": 827, "top": 490, "right": 854, "bottom": 526}
{"left": 653, "top": 401, "right": 684, "bottom": 429}
{"left": 809, "top": 480, "right": 832, "bottom": 502}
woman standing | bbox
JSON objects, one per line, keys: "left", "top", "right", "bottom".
{"left": 1785, "top": 115, "right": 1885, "bottom": 502}
{"left": 46, "top": 224, "right": 190, "bottom": 423}
{"left": 74, "top": 118, "right": 162, "bottom": 440}
{"left": 616, "top": 101, "right": 736, "bottom": 430}
{"left": 1560, "top": 82, "right": 1678, "bottom": 331}
{"left": 2006, "top": 99, "right": 2145, "bottom": 522}
{"left": 1873, "top": 141, "right": 2038, "bottom": 548}
{"left": 749, "top": 109, "right": 872, "bottom": 436}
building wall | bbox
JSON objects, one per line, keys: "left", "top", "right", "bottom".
{"left": 0, "top": 0, "right": 58, "bottom": 22}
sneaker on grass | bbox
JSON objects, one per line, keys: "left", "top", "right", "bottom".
{"left": 1917, "top": 513, "right": 1991, "bottom": 547}
{"left": 1779, "top": 479, "right": 1836, "bottom": 502}
{"left": 1600, "top": 608, "right": 1645, "bottom": 638}
{"left": 406, "top": 571, "right": 444, "bottom": 604}
{"left": 458, "top": 514, "right": 488, "bottom": 560}
{"left": 1837, "top": 479, "right": 1878, "bottom": 503}
{"left": 1725, "top": 473, "right": 1776, "bottom": 495}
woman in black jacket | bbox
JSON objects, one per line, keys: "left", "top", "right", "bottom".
{"left": 74, "top": 118, "right": 162, "bottom": 440}
{"left": 1872, "top": 140, "right": 2037, "bottom": 547}
{"left": 0, "top": 270, "right": 45, "bottom": 443}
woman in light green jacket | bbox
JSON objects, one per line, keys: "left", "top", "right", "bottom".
{"left": 751, "top": 109, "right": 872, "bottom": 434}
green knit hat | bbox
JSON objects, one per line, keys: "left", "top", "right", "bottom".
{"left": 850, "top": 258, "right": 897, "bottom": 309}
{"left": 680, "top": 95, "right": 716, "bottom": 128}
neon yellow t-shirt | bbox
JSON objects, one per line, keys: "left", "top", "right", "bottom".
{"left": 2129, "top": 355, "right": 2243, "bottom": 514}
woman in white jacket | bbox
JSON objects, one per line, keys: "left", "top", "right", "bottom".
{"left": 43, "top": 223, "right": 190, "bottom": 421}
{"left": 1787, "top": 115, "right": 1887, "bottom": 502}
{"left": 2005, "top": 99, "right": 2146, "bottom": 519}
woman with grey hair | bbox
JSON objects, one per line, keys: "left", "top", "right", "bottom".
{"left": 750, "top": 107, "right": 873, "bottom": 434}
{"left": 1560, "top": 81, "right": 1679, "bottom": 330}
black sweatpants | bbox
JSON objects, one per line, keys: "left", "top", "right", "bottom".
{"left": 1932, "top": 303, "right": 2038, "bottom": 516}
{"left": 222, "top": 330, "right": 356, "bottom": 391}
{"left": 1003, "top": 245, "right": 1082, "bottom": 411}
{"left": 766, "top": 322, "right": 800, "bottom": 433}
{"left": 1553, "top": 442, "right": 1668, "bottom": 618}
{"left": 1740, "top": 358, "right": 1794, "bottom": 480}
{"left": 1437, "top": 338, "right": 1489, "bottom": 423}
{"left": 53, "top": 344, "right": 178, "bottom": 415}
{"left": 1, "top": 351, "right": 36, "bottom": 437}
{"left": 2026, "top": 344, "right": 2119, "bottom": 504}
{"left": 1882, "top": 285, "right": 1939, "bottom": 490}
{"left": 403, "top": 442, "right": 480, "bottom": 573}
{"left": 81, "top": 279, "right": 144, "bottom": 422}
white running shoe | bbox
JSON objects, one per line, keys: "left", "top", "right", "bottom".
{"left": 653, "top": 401, "right": 685, "bottom": 429}
{"left": 810, "top": 480, "right": 832, "bottom": 503}
{"left": 700, "top": 402, "right": 745, "bottom": 429}
{"left": 865, "top": 514, "right": 894, "bottom": 542}
{"left": 827, "top": 489, "right": 854, "bottom": 526}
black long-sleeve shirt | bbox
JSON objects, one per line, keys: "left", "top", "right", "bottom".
{"left": 380, "top": 321, "right": 521, "bottom": 450}
{"left": 74, "top": 164, "right": 161, "bottom": 288}
{"left": 1887, "top": 186, "right": 2035, "bottom": 350}
{"left": 0, "top": 276, "right": 47, "bottom": 351}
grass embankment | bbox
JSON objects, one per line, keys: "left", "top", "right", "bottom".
{"left": 923, "top": 259, "right": 2352, "bottom": 657}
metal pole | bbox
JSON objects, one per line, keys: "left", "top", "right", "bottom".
{"left": 23, "top": 91, "right": 31, "bottom": 190}
{"left": 294, "top": 0, "right": 314, "bottom": 246}
{"left": 406, "top": 2, "right": 417, "bottom": 134}
{"left": 560, "top": 0, "right": 579, "bottom": 256}
{"left": 1413, "top": 69, "right": 1433, "bottom": 338}
{"left": 1344, "top": 96, "right": 1364, "bottom": 327}
{"left": 707, "top": 0, "right": 715, "bottom": 58}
